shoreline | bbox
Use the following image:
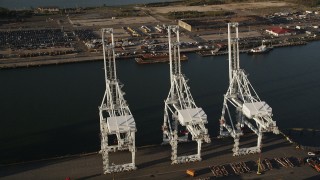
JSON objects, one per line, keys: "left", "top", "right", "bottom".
{"left": 0, "top": 40, "right": 315, "bottom": 69}
{"left": 0, "top": 55, "right": 104, "bottom": 69}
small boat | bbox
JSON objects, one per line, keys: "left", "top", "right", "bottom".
{"left": 248, "top": 40, "right": 273, "bottom": 54}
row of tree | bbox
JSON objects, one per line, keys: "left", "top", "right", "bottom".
{"left": 0, "top": 7, "right": 33, "bottom": 18}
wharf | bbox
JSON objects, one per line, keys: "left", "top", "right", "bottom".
{"left": 0, "top": 55, "right": 103, "bottom": 69}
{"left": 197, "top": 50, "right": 248, "bottom": 57}
{"left": 197, "top": 41, "right": 308, "bottom": 57}
{"left": 1, "top": 133, "right": 319, "bottom": 180}
{"left": 0, "top": 41, "right": 313, "bottom": 69}
{"left": 0, "top": 54, "right": 137, "bottom": 69}
{"left": 0, "top": 47, "right": 199, "bottom": 69}
{"left": 273, "top": 41, "right": 307, "bottom": 48}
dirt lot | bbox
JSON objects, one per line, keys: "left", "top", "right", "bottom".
{"left": 200, "top": 31, "right": 262, "bottom": 41}
{"left": 71, "top": 16, "right": 159, "bottom": 27}
{"left": 145, "top": 1, "right": 294, "bottom": 14}
{"left": 0, "top": 47, "right": 74, "bottom": 55}
{"left": 0, "top": 15, "right": 63, "bottom": 29}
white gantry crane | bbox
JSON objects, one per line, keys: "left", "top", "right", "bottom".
{"left": 162, "top": 25, "right": 211, "bottom": 164}
{"left": 219, "top": 23, "right": 279, "bottom": 156}
{"left": 98, "top": 28, "right": 137, "bottom": 173}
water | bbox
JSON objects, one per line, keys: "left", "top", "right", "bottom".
{"left": 1, "top": 41, "right": 320, "bottom": 164}
{"left": 0, "top": 0, "right": 174, "bottom": 10}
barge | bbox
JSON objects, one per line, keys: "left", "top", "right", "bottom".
{"left": 135, "top": 53, "right": 188, "bottom": 64}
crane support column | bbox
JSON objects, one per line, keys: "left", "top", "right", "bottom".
{"left": 99, "top": 28, "right": 137, "bottom": 173}
{"left": 219, "top": 23, "right": 279, "bottom": 156}
{"left": 162, "top": 25, "right": 210, "bottom": 164}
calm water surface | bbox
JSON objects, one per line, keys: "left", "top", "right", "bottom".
{"left": 1, "top": 41, "right": 320, "bottom": 163}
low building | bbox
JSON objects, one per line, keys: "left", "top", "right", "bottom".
{"left": 64, "top": 8, "right": 82, "bottom": 14}
{"left": 85, "top": 42, "right": 95, "bottom": 49}
{"left": 266, "top": 27, "right": 293, "bottom": 37}
{"left": 298, "top": 14, "right": 307, "bottom": 19}
{"left": 37, "top": 6, "right": 60, "bottom": 13}
{"left": 296, "top": 25, "right": 304, "bottom": 30}
{"left": 178, "top": 20, "right": 192, "bottom": 31}
{"left": 178, "top": 19, "right": 228, "bottom": 32}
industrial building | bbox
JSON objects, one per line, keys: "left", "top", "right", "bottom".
{"left": 178, "top": 19, "right": 227, "bottom": 32}
{"left": 266, "top": 27, "right": 294, "bottom": 36}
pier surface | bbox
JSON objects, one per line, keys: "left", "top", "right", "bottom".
{"left": 1, "top": 133, "right": 319, "bottom": 180}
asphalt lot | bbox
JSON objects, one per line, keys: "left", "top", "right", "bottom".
{"left": 1, "top": 133, "right": 319, "bottom": 180}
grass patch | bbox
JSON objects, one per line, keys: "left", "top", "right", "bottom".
{"left": 145, "top": 1, "right": 184, "bottom": 7}
{"left": 85, "top": 6, "right": 146, "bottom": 17}
{"left": 166, "top": 10, "right": 234, "bottom": 19}
{"left": 187, "top": 0, "right": 225, "bottom": 6}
